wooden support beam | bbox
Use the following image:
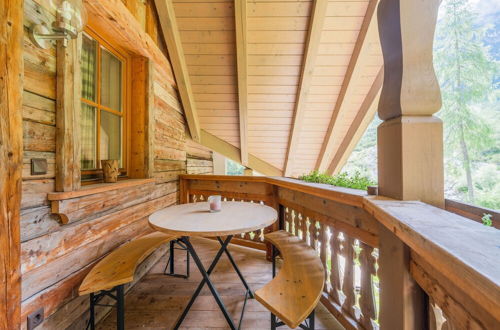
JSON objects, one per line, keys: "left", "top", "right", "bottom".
{"left": 378, "top": 224, "right": 427, "bottom": 329}
{"left": 55, "top": 37, "right": 81, "bottom": 192}
{"left": 315, "top": 0, "right": 379, "bottom": 172}
{"left": 0, "top": 1, "right": 23, "bottom": 328}
{"left": 200, "top": 130, "right": 282, "bottom": 176}
{"left": 327, "top": 69, "right": 383, "bottom": 175}
{"left": 377, "top": 0, "right": 443, "bottom": 207}
{"left": 84, "top": 0, "right": 175, "bottom": 85}
{"left": 235, "top": 0, "right": 248, "bottom": 166}
{"left": 129, "top": 57, "right": 155, "bottom": 179}
{"left": 284, "top": 0, "right": 328, "bottom": 177}
{"left": 154, "top": 0, "right": 201, "bottom": 142}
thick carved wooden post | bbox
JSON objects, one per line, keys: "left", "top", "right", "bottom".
{"left": 377, "top": 0, "right": 443, "bottom": 329}
{"left": 0, "top": 1, "right": 23, "bottom": 328}
{"left": 377, "top": 0, "right": 444, "bottom": 208}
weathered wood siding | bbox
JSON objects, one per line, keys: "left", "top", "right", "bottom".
{"left": 20, "top": 0, "right": 213, "bottom": 328}
{"left": 186, "top": 139, "right": 215, "bottom": 175}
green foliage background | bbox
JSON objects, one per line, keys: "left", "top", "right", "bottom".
{"left": 299, "top": 171, "right": 376, "bottom": 190}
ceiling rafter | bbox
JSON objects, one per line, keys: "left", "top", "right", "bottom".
{"left": 154, "top": 0, "right": 201, "bottom": 142}
{"left": 315, "top": 0, "right": 379, "bottom": 172}
{"left": 235, "top": 0, "right": 248, "bottom": 166}
{"left": 200, "top": 130, "right": 283, "bottom": 176}
{"left": 327, "top": 68, "right": 383, "bottom": 175}
{"left": 283, "top": 0, "right": 329, "bottom": 177}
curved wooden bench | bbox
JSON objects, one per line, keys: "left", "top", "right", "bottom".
{"left": 79, "top": 232, "right": 177, "bottom": 329}
{"left": 255, "top": 230, "right": 325, "bottom": 329}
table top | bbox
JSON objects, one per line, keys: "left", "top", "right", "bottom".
{"left": 149, "top": 201, "right": 278, "bottom": 237}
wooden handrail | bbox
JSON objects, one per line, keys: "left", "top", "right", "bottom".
{"left": 179, "top": 174, "right": 367, "bottom": 207}
{"left": 364, "top": 196, "right": 500, "bottom": 328}
{"left": 179, "top": 174, "right": 500, "bottom": 329}
{"left": 445, "top": 198, "right": 500, "bottom": 229}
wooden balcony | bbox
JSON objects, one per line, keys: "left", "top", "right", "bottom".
{"left": 1, "top": 0, "right": 499, "bottom": 329}
{"left": 158, "top": 174, "right": 497, "bottom": 330}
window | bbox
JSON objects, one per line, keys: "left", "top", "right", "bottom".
{"left": 80, "top": 29, "right": 128, "bottom": 181}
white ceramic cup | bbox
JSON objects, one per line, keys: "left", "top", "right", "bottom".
{"left": 208, "top": 195, "right": 222, "bottom": 212}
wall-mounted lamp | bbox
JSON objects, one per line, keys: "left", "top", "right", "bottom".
{"left": 29, "top": 0, "right": 87, "bottom": 49}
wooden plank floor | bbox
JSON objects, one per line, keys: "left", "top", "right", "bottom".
{"left": 97, "top": 237, "right": 344, "bottom": 329}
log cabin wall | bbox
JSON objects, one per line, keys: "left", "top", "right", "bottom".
{"left": 20, "top": 0, "right": 213, "bottom": 328}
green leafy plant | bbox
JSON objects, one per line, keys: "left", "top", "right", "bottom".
{"left": 482, "top": 213, "right": 492, "bottom": 227}
{"left": 299, "top": 171, "right": 376, "bottom": 190}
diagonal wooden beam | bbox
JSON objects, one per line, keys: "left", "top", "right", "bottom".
{"left": 326, "top": 68, "right": 383, "bottom": 175}
{"left": 284, "top": 0, "right": 328, "bottom": 177}
{"left": 235, "top": 0, "right": 248, "bottom": 166}
{"left": 200, "top": 130, "right": 283, "bottom": 176}
{"left": 154, "top": 0, "right": 201, "bottom": 142}
{"left": 315, "top": 0, "right": 379, "bottom": 172}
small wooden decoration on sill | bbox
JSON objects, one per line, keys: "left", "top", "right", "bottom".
{"left": 101, "top": 160, "right": 119, "bottom": 183}
{"left": 367, "top": 186, "right": 378, "bottom": 196}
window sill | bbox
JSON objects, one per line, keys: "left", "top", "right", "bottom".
{"left": 48, "top": 178, "right": 156, "bottom": 224}
{"left": 48, "top": 178, "right": 156, "bottom": 201}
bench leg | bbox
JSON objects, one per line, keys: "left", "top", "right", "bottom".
{"left": 88, "top": 293, "right": 95, "bottom": 330}
{"left": 270, "top": 310, "right": 315, "bottom": 330}
{"left": 307, "top": 310, "right": 315, "bottom": 330}
{"left": 271, "top": 313, "right": 277, "bottom": 330}
{"left": 116, "top": 285, "right": 125, "bottom": 330}
{"left": 164, "top": 239, "right": 190, "bottom": 278}
{"left": 86, "top": 285, "right": 126, "bottom": 330}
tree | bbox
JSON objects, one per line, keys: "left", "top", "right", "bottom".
{"left": 434, "top": 0, "right": 498, "bottom": 203}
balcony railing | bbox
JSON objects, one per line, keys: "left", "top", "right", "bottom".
{"left": 179, "top": 174, "right": 499, "bottom": 330}
{"left": 445, "top": 199, "right": 499, "bottom": 229}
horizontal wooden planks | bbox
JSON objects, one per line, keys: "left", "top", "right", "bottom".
{"left": 19, "top": 2, "right": 210, "bottom": 330}
{"left": 297, "top": 8, "right": 380, "bottom": 175}
{"left": 21, "top": 236, "right": 168, "bottom": 330}
{"left": 20, "top": 183, "right": 179, "bottom": 328}
{"left": 173, "top": 0, "right": 239, "bottom": 148}
{"left": 246, "top": 0, "right": 312, "bottom": 170}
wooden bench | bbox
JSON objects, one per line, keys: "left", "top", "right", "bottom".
{"left": 255, "top": 230, "right": 325, "bottom": 330}
{"left": 79, "top": 232, "right": 177, "bottom": 330}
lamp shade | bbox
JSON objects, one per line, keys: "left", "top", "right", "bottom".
{"left": 51, "top": 0, "right": 87, "bottom": 35}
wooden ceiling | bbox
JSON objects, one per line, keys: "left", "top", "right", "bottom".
{"left": 155, "top": 0, "right": 383, "bottom": 177}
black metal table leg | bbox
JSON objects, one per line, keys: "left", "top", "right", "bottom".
{"left": 216, "top": 237, "right": 255, "bottom": 299}
{"left": 173, "top": 235, "right": 252, "bottom": 330}
{"left": 169, "top": 240, "right": 175, "bottom": 274}
{"left": 173, "top": 235, "right": 232, "bottom": 330}
{"left": 175, "top": 236, "right": 237, "bottom": 330}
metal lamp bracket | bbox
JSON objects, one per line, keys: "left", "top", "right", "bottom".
{"left": 29, "top": 24, "right": 71, "bottom": 49}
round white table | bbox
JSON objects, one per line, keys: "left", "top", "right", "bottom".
{"left": 149, "top": 201, "right": 277, "bottom": 330}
